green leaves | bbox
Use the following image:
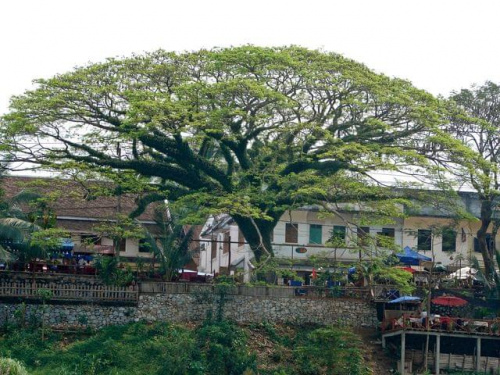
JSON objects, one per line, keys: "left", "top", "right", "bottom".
{"left": 0, "top": 46, "right": 450, "bottom": 258}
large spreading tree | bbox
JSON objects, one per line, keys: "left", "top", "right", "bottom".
{"left": 1, "top": 46, "right": 447, "bottom": 261}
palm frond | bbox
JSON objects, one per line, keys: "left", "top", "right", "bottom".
{"left": 0, "top": 245, "right": 15, "bottom": 262}
{"left": 0, "top": 218, "right": 38, "bottom": 242}
{"left": 9, "top": 189, "right": 42, "bottom": 205}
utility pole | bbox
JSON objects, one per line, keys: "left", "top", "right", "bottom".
{"left": 115, "top": 142, "right": 122, "bottom": 256}
{"left": 227, "top": 235, "right": 231, "bottom": 276}
{"left": 424, "top": 232, "right": 436, "bottom": 372}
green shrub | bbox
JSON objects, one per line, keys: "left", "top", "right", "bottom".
{"left": 0, "top": 357, "right": 28, "bottom": 375}
{"left": 197, "top": 320, "right": 257, "bottom": 375}
{"left": 0, "top": 320, "right": 371, "bottom": 374}
{"left": 295, "top": 327, "right": 370, "bottom": 375}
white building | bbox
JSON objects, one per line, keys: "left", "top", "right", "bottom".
{"left": 198, "top": 193, "right": 495, "bottom": 280}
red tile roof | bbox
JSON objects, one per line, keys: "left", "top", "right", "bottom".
{"left": 1, "top": 176, "right": 159, "bottom": 222}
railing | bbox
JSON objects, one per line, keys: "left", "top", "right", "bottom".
{"left": 139, "top": 282, "right": 373, "bottom": 299}
{"left": 0, "top": 271, "right": 391, "bottom": 303}
{"left": 0, "top": 280, "right": 138, "bottom": 304}
{"left": 382, "top": 313, "right": 500, "bottom": 336}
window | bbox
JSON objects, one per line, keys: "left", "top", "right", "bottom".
{"left": 138, "top": 238, "right": 151, "bottom": 253}
{"left": 222, "top": 233, "right": 230, "bottom": 254}
{"left": 238, "top": 230, "right": 245, "bottom": 246}
{"left": 329, "top": 225, "right": 346, "bottom": 246}
{"left": 80, "top": 234, "right": 101, "bottom": 246}
{"left": 119, "top": 238, "right": 127, "bottom": 252}
{"left": 377, "top": 228, "right": 395, "bottom": 247}
{"left": 474, "top": 234, "right": 494, "bottom": 253}
{"left": 211, "top": 240, "right": 217, "bottom": 259}
{"left": 417, "top": 229, "right": 432, "bottom": 251}
{"left": 442, "top": 228, "right": 456, "bottom": 252}
{"left": 357, "top": 226, "right": 370, "bottom": 246}
{"left": 285, "top": 223, "right": 299, "bottom": 243}
{"left": 309, "top": 224, "right": 322, "bottom": 244}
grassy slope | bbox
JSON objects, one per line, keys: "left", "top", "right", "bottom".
{"left": 0, "top": 321, "right": 373, "bottom": 375}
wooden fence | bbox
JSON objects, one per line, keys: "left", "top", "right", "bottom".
{"left": 0, "top": 280, "right": 138, "bottom": 304}
{"left": 0, "top": 274, "right": 389, "bottom": 304}
{"left": 407, "top": 349, "right": 500, "bottom": 373}
{"left": 139, "top": 282, "right": 375, "bottom": 299}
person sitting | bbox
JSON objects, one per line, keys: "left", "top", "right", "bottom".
{"left": 455, "top": 318, "right": 465, "bottom": 331}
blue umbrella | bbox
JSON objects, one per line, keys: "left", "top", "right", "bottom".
{"left": 388, "top": 296, "right": 421, "bottom": 304}
{"left": 396, "top": 246, "right": 431, "bottom": 265}
{"left": 61, "top": 238, "right": 74, "bottom": 251}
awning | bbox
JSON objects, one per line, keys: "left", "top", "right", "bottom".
{"left": 74, "top": 244, "right": 114, "bottom": 255}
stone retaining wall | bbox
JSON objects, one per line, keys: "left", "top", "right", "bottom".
{"left": 0, "top": 293, "right": 378, "bottom": 329}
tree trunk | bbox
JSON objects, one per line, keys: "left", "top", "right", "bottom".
{"left": 491, "top": 219, "right": 499, "bottom": 254}
{"left": 478, "top": 200, "right": 496, "bottom": 280}
{"left": 233, "top": 214, "right": 281, "bottom": 262}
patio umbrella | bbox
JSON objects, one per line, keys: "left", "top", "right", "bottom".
{"left": 388, "top": 296, "right": 421, "bottom": 303}
{"left": 448, "top": 267, "right": 477, "bottom": 280}
{"left": 395, "top": 266, "right": 416, "bottom": 274}
{"left": 433, "top": 264, "right": 447, "bottom": 273}
{"left": 396, "top": 246, "right": 432, "bottom": 265}
{"left": 431, "top": 295, "right": 467, "bottom": 307}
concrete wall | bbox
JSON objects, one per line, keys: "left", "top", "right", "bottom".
{"left": 0, "top": 293, "right": 378, "bottom": 329}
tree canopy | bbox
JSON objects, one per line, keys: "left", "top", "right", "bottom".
{"left": 444, "top": 81, "right": 500, "bottom": 280}
{"left": 1, "top": 46, "right": 448, "bottom": 260}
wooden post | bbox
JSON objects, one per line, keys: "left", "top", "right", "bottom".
{"left": 476, "top": 337, "right": 481, "bottom": 372}
{"left": 401, "top": 332, "right": 406, "bottom": 375}
{"left": 435, "top": 334, "right": 441, "bottom": 374}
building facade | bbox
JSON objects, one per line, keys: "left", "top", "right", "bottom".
{"left": 198, "top": 193, "right": 494, "bottom": 279}
{"left": 1, "top": 176, "right": 161, "bottom": 261}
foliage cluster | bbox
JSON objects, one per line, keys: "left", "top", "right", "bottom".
{"left": 0, "top": 320, "right": 372, "bottom": 375}
{"left": 0, "top": 357, "right": 28, "bottom": 375}
{"left": 0, "top": 177, "right": 70, "bottom": 263}
{"left": 0, "top": 45, "right": 449, "bottom": 262}
{"left": 93, "top": 256, "right": 134, "bottom": 286}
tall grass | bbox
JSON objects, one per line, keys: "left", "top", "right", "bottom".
{"left": 0, "top": 320, "right": 370, "bottom": 375}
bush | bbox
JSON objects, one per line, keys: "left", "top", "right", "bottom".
{"left": 0, "top": 321, "right": 371, "bottom": 374}
{"left": 197, "top": 320, "right": 257, "bottom": 375}
{"left": 93, "top": 256, "right": 134, "bottom": 286}
{"left": 0, "top": 357, "right": 28, "bottom": 375}
{"left": 295, "top": 327, "right": 370, "bottom": 375}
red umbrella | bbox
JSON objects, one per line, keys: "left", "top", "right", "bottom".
{"left": 431, "top": 295, "right": 467, "bottom": 307}
{"left": 396, "top": 266, "right": 416, "bottom": 274}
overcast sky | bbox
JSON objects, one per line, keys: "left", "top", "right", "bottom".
{"left": 1, "top": 0, "right": 500, "bottom": 116}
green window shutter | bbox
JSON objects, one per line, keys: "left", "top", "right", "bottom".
{"left": 309, "top": 224, "right": 322, "bottom": 244}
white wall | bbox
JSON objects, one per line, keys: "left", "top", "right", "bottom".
{"left": 198, "top": 210, "right": 493, "bottom": 271}
{"left": 402, "top": 217, "right": 474, "bottom": 265}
